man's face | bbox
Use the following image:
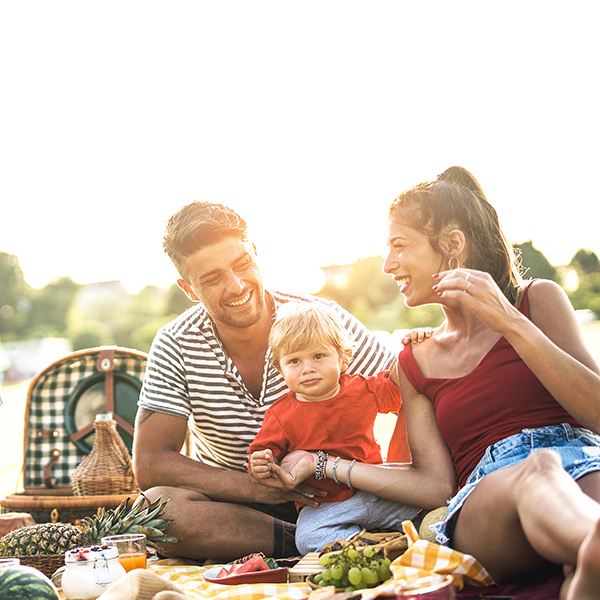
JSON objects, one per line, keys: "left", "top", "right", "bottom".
{"left": 177, "top": 236, "right": 265, "bottom": 329}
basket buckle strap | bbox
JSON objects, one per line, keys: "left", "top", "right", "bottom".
{"left": 95, "top": 347, "right": 134, "bottom": 437}
{"left": 97, "top": 347, "right": 116, "bottom": 414}
{"left": 36, "top": 429, "right": 60, "bottom": 439}
{"left": 42, "top": 449, "right": 61, "bottom": 488}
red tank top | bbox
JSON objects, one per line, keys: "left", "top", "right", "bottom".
{"left": 398, "top": 281, "right": 580, "bottom": 487}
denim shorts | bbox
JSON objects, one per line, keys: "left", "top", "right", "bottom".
{"left": 431, "top": 424, "right": 600, "bottom": 546}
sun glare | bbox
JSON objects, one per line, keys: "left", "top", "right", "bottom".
{"left": 260, "top": 258, "right": 326, "bottom": 296}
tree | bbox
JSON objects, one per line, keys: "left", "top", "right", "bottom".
{"left": 29, "top": 277, "right": 79, "bottom": 336}
{"left": 122, "top": 286, "right": 172, "bottom": 352}
{"left": 320, "top": 257, "right": 398, "bottom": 311}
{"left": 513, "top": 241, "right": 558, "bottom": 282}
{"left": 571, "top": 249, "right": 600, "bottom": 274}
{"left": 163, "top": 283, "right": 195, "bottom": 317}
{"left": 69, "top": 320, "right": 113, "bottom": 351}
{"left": 0, "top": 252, "right": 31, "bottom": 340}
{"left": 318, "top": 256, "right": 443, "bottom": 332}
{"left": 567, "top": 249, "right": 600, "bottom": 319}
{"left": 568, "top": 272, "right": 600, "bottom": 318}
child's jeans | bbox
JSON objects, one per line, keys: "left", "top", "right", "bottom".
{"left": 295, "top": 489, "right": 421, "bottom": 555}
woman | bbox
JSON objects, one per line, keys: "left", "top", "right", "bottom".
{"left": 268, "top": 167, "right": 600, "bottom": 600}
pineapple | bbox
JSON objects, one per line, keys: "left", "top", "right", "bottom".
{"left": 0, "top": 494, "right": 178, "bottom": 557}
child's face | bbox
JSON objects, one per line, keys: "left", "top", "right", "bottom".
{"left": 278, "top": 343, "right": 348, "bottom": 402}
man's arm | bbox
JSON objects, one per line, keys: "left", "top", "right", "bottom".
{"left": 133, "top": 408, "right": 323, "bottom": 506}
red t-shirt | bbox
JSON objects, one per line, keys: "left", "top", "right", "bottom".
{"left": 398, "top": 281, "right": 580, "bottom": 487}
{"left": 248, "top": 371, "right": 405, "bottom": 505}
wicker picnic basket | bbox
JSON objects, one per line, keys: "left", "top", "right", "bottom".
{"left": 321, "top": 530, "right": 409, "bottom": 561}
{"left": 10, "top": 553, "right": 66, "bottom": 578}
{"left": 0, "top": 347, "right": 146, "bottom": 518}
{"left": 0, "top": 491, "right": 134, "bottom": 524}
{"left": 1, "top": 348, "right": 146, "bottom": 578}
{"left": 70, "top": 413, "right": 138, "bottom": 496}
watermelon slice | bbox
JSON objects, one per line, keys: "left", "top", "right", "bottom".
{"left": 234, "top": 554, "right": 271, "bottom": 573}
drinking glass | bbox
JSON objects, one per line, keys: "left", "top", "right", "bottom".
{"left": 101, "top": 533, "right": 147, "bottom": 572}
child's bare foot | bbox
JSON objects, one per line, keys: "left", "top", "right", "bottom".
{"left": 565, "top": 519, "right": 600, "bottom": 600}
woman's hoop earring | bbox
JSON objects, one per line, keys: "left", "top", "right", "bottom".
{"left": 448, "top": 256, "right": 460, "bottom": 270}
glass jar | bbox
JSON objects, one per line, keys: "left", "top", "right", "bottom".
{"left": 61, "top": 545, "right": 126, "bottom": 600}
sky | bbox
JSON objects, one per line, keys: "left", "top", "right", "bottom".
{"left": 2, "top": 1, "right": 599, "bottom": 295}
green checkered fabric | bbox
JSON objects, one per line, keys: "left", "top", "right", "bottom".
{"left": 24, "top": 347, "right": 147, "bottom": 489}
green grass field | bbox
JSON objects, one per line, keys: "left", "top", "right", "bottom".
{"left": 2, "top": 323, "right": 600, "bottom": 503}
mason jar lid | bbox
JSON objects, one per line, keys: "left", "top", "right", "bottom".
{"left": 65, "top": 545, "right": 119, "bottom": 563}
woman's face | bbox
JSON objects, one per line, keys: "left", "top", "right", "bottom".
{"left": 383, "top": 217, "right": 446, "bottom": 307}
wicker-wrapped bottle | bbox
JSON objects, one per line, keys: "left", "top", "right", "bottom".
{"left": 70, "top": 413, "right": 138, "bottom": 496}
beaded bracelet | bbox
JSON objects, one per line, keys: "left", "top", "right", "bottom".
{"left": 346, "top": 459, "right": 357, "bottom": 488}
{"left": 315, "top": 450, "right": 328, "bottom": 480}
{"left": 332, "top": 456, "right": 341, "bottom": 484}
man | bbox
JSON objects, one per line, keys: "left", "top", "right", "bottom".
{"left": 133, "top": 201, "right": 395, "bottom": 562}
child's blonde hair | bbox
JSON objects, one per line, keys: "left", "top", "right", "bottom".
{"left": 269, "top": 302, "right": 353, "bottom": 370}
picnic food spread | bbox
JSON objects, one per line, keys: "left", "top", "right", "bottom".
{"left": 215, "top": 553, "right": 274, "bottom": 578}
{"left": 311, "top": 541, "right": 392, "bottom": 592}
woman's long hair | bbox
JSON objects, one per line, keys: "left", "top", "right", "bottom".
{"left": 390, "top": 166, "right": 524, "bottom": 305}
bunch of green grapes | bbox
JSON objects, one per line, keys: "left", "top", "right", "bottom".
{"left": 313, "top": 543, "right": 392, "bottom": 592}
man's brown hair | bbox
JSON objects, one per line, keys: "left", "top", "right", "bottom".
{"left": 163, "top": 201, "right": 248, "bottom": 280}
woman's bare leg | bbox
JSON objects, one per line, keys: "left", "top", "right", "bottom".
{"left": 564, "top": 517, "right": 600, "bottom": 600}
{"left": 451, "top": 450, "right": 600, "bottom": 583}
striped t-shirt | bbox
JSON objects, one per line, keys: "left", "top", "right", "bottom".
{"left": 138, "top": 290, "right": 395, "bottom": 472}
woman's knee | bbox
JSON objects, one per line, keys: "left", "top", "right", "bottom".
{"left": 520, "top": 448, "right": 563, "bottom": 472}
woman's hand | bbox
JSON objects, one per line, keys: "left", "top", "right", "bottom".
{"left": 267, "top": 449, "right": 318, "bottom": 490}
{"left": 246, "top": 449, "right": 327, "bottom": 506}
{"left": 432, "top": 268, "right": 521, "bottom": 335}
{"left": 245, "top": 449, "right": 317, "bottom": 491}
{"left": 434, "top": 270, "right": 600, "bottom": 431}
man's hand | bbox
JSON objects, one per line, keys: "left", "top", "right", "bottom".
{"left": 249, "top": 477, "right": 326, "bottom": 508}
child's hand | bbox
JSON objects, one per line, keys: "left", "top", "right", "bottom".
{"left": 249, "top": 449, "right": 276, "bottom": 480}
{"left": 402, "top": 328, "right": 433, "bottom": 345}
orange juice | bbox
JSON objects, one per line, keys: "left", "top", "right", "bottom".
{"left": 118, "top": 552, "right": 147, "bottom": 572}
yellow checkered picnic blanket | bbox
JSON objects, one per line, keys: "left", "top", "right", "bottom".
{"left": 389, "top": 520, "right": 495, "bottom": 591}
{"left": 149, "top": 559, "right": 310, "bottom": 600}
{"left": 144, "top": 518, "right": 494, "bottom": 599}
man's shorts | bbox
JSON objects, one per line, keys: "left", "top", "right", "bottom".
{"left": 241, "top": 500, "right": 298, "bottom": 523}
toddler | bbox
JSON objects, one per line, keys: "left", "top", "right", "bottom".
{"left": 247, "top": 302, "right": 421, "bottom": 554}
